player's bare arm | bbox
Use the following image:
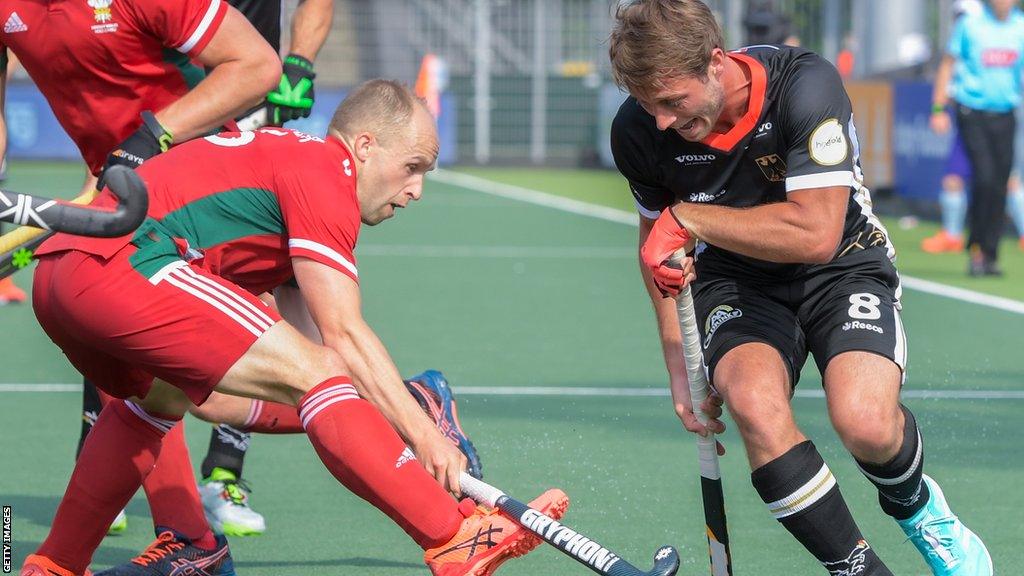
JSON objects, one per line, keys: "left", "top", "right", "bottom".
{"left": 289, "top": 0, "right": 334, "bottom": 61}
{"left": 292, "top": 256, "right": 468, "bottom": 494}
{"left": 930, "top": 55, "right": 955, "bottom": 134}
{"left": 153, "top": 6, "right": 280, "bottom": 142}
{"left": 639, "top": 215, "right": 726, "bottom": 445}
{"left": 670, "top": 185, "right": 849, "bottom": 264}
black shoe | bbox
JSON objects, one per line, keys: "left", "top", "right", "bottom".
{"left": 968, "top": 258, "right": 986, "bottom": 277}
{"left": 982, "top": 260, "right": 1003, "bottom": 276}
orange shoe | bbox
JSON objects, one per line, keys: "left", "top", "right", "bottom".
{"left": 21, "top": 554, "right": 92, "bottom": 576}
{"left": 425, "top": 489, "right": 570, "bottom": 576}
{"left": 0, "top": 277, "right": 26, "bottom": 305}
{"left": 921, "top": 230, "right": 964, "bottom": 253}
{"left": 1019, "top": 237, "right": 1024, "bottom": 251}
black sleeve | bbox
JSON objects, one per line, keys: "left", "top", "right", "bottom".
{"left": 777, "top": 55, "right": 858, "bottom": 193}
{"left": 610, "top": 99, "right": 675, "bottom": 218}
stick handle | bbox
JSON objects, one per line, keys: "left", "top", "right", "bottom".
{"left": 674, "top": 281, "right": 722, "bottom": 481}
{"left": 669, "top": 250, "right": 733, "bottom": 576}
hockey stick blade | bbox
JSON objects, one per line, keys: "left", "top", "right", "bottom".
{"left": 0, "top": 165, "right": 146, "bottom": 238}
{"left": 460, "top": 472, "right": 680, "bottom": 576}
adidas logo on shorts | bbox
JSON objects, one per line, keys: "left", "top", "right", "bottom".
{"left": 4, "top": 12, "right": 28, "bottom": 33}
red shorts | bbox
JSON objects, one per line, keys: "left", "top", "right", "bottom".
{"left": 33, "top": 244, "right": 281, "bottom": 405}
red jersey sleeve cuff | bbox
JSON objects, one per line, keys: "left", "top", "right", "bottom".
{"left": 288, "top": 239, "right": 359, "bottom": 283}
{"left": 177, "top": 0, "right": 228, "bottom": 57}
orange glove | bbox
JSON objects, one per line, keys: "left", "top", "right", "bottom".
{"left": 641, "top": 208, "right": 692, "bottom": 297}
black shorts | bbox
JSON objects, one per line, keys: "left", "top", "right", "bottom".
{"left": 227, "top": 0, "right": 282, "bottom": 53}
{"left": 692, "top": 248, "right": 906, "bottom": 388}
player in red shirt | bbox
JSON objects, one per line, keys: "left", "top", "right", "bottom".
{"left": 23, "top": 80, "right": 568, "bottom": 576}
{"left": 0, "top": 0, "right": 280, "bottom": 563}
{"left": 0, "top": 0, "right": 281, "bottom": 179}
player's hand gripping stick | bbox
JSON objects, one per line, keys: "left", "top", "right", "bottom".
{"left": 669, "top": 249, "right": 733, "bottom": 576}
{"left": 459, "top": 472, "right": 680, "bottom": 576}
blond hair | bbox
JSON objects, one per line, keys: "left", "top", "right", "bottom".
{"left": 330, "top": 79, "right": 426, "bottom": 145}
{"left": 609, "top": 0, "right": 723, "bottom": 97}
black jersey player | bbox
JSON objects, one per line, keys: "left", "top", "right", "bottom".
{"left": 609, "top": 2, "right": 991, "bottom": 575}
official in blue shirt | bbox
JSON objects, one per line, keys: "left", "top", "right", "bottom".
{"left": 932, "top": 0, "right": 1024, "bottom": 276}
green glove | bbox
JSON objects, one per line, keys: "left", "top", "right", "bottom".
{"left": 266, "top": 54, "right": 316, "bottom": 125}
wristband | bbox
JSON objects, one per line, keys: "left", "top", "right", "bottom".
{"left": 141, "top": 110, "right": 174, "bottom": 152}
{"left": 931, "top": 103, "right": 946, "bottom": 114}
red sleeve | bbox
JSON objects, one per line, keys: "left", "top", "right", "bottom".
{"left": 277, "top": 169, "right": 361, "bottom": 284}
{"left": 124, "top": 0, "right": 228, "bottom": 58}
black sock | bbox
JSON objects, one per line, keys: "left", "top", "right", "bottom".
{"left": 856, "top": 404, "right": 929, "bottom": 520}
{"left": 200, "top": 424, "right": 251, "bottom": 479}
{"left": 76, "top": 379, "right": 104, "bottom": 459}
{"left": 752, "top": 441, "right": 892, "bottom": 575}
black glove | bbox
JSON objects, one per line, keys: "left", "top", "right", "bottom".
{"left": 266, "top": 54, "right": 316, "bottom": 125}
{"left": 100, "top": 111, "right": 172, "bottom": 186}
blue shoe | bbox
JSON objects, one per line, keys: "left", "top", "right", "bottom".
{"left": 897, "top": 475, "right": 992, "bottom": 576}
{"left": 405, "top": 370, "right": 483, "bottom": 479}
{"left": 95, "top": 528, "right": 235, "bottom": 575}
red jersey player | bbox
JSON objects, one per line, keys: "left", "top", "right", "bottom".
{"left": 0, "top": 0, "right": 281, "bottom": 560}
{"left": 23, "top": 80, "right": 568, "bottom": 576}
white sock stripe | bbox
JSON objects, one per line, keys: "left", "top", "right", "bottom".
{"left": 164, "top": 273, "right": 264, "bottom": 337}
{"left": 299, "top": 387, "right": 360, "bottom": 420}
{"left": 124, "top": 401, "right": 175, "bottom": 434}
{"left": 767, "top": 464, "right": 837, "bottom": 519}
{"left": 857, "top": 429, "right": 924, "bottom": 486}
{"left": 299, "top": 384, "right": 359, "bottom": 412}
{"left": 300, "top": 394, "right": 361, "bottom": 428}
{"left": 176, "top": 268, "right": 274, "bottom": 330}
{"left": 243, "top": 400, "right": 264, "bottom": 429}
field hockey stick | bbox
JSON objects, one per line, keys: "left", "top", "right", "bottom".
{"left": 669, "top": 251, "right": 732, "bottom": 576}
{"left": 459, "top": 472, "right": 680, "bottom": 576}
{"left": 0, "top": 166, "right": 147, "bottom": 279}
{"left": 0, "top": 165, "right": 145, "bottom": 238}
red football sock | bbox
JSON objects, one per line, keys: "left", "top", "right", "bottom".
{"left": 299, "top": 377, "right": 466, "bottom": 549}
{"left": 142, "top": 420, "right": 215, "bottom": 548}
{"left": 242, "top": 399, "right": 304, "bottom": 433}
{"left": 38, "top": 400, "right": 179, "bottom": 575}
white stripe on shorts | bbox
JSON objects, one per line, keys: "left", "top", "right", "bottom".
{"left": 766, "top": 463, "right": 837, "bottom": 519}
{"left": 125, "top": 401, "right": 176, "bottom": 434}
{"left": 893, "top": 305, "right": 907, "bottom": 370}
{"left": 299, "top": 384, "right": 360, "bottom": 429}
{"left": 164, "top": 271, "right": 267, "bottom": 337}
{"left": 178, "top": 267, "right": 275, "bottom": 329}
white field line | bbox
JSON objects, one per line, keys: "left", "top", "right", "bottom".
{"left": 2, "top": 383, "right": 1022, "bottom": 400}
{"left": 358, "top": 244, "right": 633, "bottom": 258}
{"left": 431, "top": 169, "right": 1024, "bottom": 316}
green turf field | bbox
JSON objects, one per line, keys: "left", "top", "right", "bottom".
{"left": 2, "top": 161, "right": 1021, "bottom": 575}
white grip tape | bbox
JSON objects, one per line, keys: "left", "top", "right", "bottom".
{"left": 671, "top": 251, "right": 723, "bottom": 481}
{"left": 460, "top": 472, "right": 505, "bottom": 507}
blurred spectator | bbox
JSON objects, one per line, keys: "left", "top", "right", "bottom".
{"left": 921, "top": 0, "right": 1024, "bottom": 254}
{"left": 836, "top": 33, "right": 857, "bottom": 79}
{"left": 931, "top": 0, "right": 1024, "bottom": 276}
{"left": 743, "top": 1, "right": 800, "bottom": 47}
